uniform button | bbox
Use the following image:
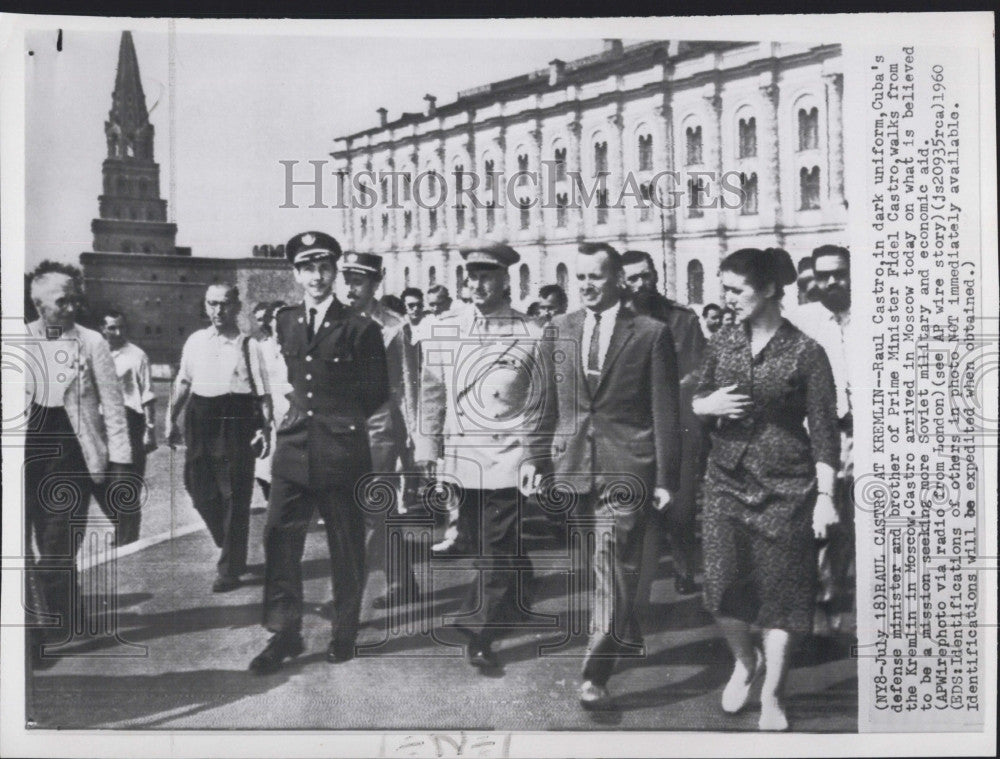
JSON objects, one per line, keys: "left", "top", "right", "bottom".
{"left": 307, "top": 391, "right": 313, "bottom": 398}
{"left": 349, "top": 424, "right": 356, "bottom": 431}
{"left": 306, "top": 373, "right": 312, "bottom": 380}
{"left": 307, "top": 410, "right": 314, "bottom": 417}
{"left": 305, "top": 355, "right": 313, "bottom": 362}
{"left": 323, "top": 322, "right": 330, "bottom": 328}
{"left": 333, "top": 357, "right": 340, "bottom": 362}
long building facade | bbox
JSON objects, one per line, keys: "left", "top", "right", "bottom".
{"left": 330, "top": 39, "right": 846, "bottom": 309}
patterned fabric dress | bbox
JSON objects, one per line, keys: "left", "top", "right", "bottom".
{"left": 696, "top": 319, "right": 839, "bottom": 633}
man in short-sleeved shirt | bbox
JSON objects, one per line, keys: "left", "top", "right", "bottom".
{"left": 168, "top": 284, "right": 272, "bottom": 592}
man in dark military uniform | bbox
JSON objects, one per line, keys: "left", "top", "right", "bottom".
{"left": 250, "top": 232, "right": 389, "bottom": 674}
{"left": 621, "top": 249, "right": 707, "bottom": 596}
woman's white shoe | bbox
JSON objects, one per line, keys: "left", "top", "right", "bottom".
{"left": 721, "top": 648, "right": 764, "bottom": 714}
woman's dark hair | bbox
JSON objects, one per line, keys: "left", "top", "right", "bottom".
{"left": 719, "top": 247, "right": 797, "bottom": 301}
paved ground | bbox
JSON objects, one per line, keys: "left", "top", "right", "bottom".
{"left": 29, "top": 518, "right": 856, "bottom": 732}
{"left": 30, "top": 379, "right": 857, "bottom": 731}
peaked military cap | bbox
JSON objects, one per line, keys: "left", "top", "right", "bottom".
{"left": 459, "top": 241, "right": 520, "bottom": 269}
{"left": 286, "top": 231, "right": 342, "bottom": 266}
{"left": 340, "top": 251, "right": 383, "bottom": 276}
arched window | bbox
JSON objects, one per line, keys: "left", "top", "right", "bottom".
{"left": 484, "top": 159, "right": 495, "bottom": 191}
{"left": 687, "top": 260, "right": 705, "bottom": 304}
{"left": 739, "top": 172, "right": 759, "bottom": 215}
{"left": 738, "top": 117, "right": 757, "bottom": 158}
{"left": 404, "top": 266, "right": 411, "bottom": 287}
{"left": 139, "top": 178, "right": 149, "bottom": 197}
{"left": 519, "top": 264, "right": 530, "bottom": 301}
{"left": 639, "top": 182, "right": 654, "bottom": 222}
{"left": 799, "top": 166, "right": 821, "bottom": 209}
{"left": 455, "top": 265, "right": 465, "bottom": 290}
{"left": 518, "top": 199, "right": 531, "bottom": 230}
{"left": 485, "top": 201, "right": 496, "bottom": 233}
{"left": 516, "top": 154, "right": 529, "bottom": 186}
{"left": 798, "top": 107, "right": 819, "bottom": 151}
{"left": 556, "top": 263, "right": 568, "bottom": 291}
{"left": 593, "top": 141, "right": 608, "bottom": 175}
{"left": 556, "top": 193, "right": 569, "bottom": 228}
{"left": 553, "top": 147, "right": 567, "bottom": 181}
{"left": 116, "top": 177, "right": 127, "bottom": 195}
{"left": 142, "top": 243, "right": 153, "bottom": 253}
{"left": 428, "top": 266, "right": 437, "bottom": 287}
{"left": 685, "top": 126, "right": 703, "bottom": 165}
{"left": 596, "top": 190, "right": 609, "bottom": 225}
{"left": 121, "top": 240, "right": 133, "bottom": 253}
{"left": 638, "top": 134, "right": 653, "bottom": 171}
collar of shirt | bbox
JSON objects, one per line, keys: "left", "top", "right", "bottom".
{"left": 207, "top": 325, "right": 243, "bottom": 344}
{"left": 585, "top": 299, "right": 621, "bottom": 327}
{"left": 304, "top": 294, "right": 335, "bottom": 326}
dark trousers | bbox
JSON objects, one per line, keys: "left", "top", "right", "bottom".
{"left": 458, "top": 487, "right": 533, "bottom": 646}
{"left": 24, "top": 405, "right": 94, "bottom": 647}
{"left": 262, "top": 475, "right": 366, "bottom": 646}
{"left": 581, "top": 488, "right": 649, "bottom": 687}
{"left": 94, "top": 408, "right": 146, "bottom": 545}
{"left": 183, "top": 394, "right": 256, "bottom": 580}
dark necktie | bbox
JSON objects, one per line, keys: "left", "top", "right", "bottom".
{"left": 307, "top": 307, "right": 317, "bottom": 342}
{"left": 586, "top": 311, "right": 602, "bottom": 396}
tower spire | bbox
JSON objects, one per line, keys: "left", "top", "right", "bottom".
{"left": 92, "top": 31, "right": 177, "bottom": 255}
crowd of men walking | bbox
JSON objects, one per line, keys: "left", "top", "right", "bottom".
{"left": 23, "top": 233, "right": 852, "bottom": 731}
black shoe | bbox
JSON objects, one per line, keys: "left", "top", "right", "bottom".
{"left": 372, "top": 584, "right": 422, "bottom": 610}
{"left": 326, "top": 639, "right": 355, "bottom": 663}
{"left": 249, "top": 632, "right": 304, "bottom": 674}
{"left": 467, "top": 644, "right": 500, "bottom": 670}
{"left": 212, "top": 575, "right": 241, "bottom": 593}
{"left": 674, "top": 573, "right": 697, "bottom": 595}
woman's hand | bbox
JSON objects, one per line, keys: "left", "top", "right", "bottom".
{"left": 813, "top": 493, "right": 839, "bottom": 539}
{"left": 691, "top": 384, "right": 752, "bottom": 419}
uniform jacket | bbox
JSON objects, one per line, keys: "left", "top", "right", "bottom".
{"left": 628, "top": 291, "right": 706, "bottom": 385}
{"left": 26, "top": 319, "right": 132, "bottom": 481}
{"left": 271, "top": 299, "right": 389, "bottom": 488}
{"left": 414, "top": 303, "right": 546, "bottom": 490}
{"left": 539, "top": 305, "right": 682, "bottom": 495}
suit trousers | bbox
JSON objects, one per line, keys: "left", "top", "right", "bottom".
{"left": 24, "top": 404, "right": 93, "bottom": 645}
{"left": 262, "top": 475, "right": 366, "bottom": 646}
{"left": 183, "top": 394, "right": 257, "bottom": 580}
{"left": 94, "top": 408, "right": 146, "bottom": 546}
{"left": 457, "top": 487, "right": 533, "bottom": 645}
{"left": 581, "top": 487, "right": 650, "bottom": 687}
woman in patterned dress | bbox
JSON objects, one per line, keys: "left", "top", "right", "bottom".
{"left": 692, "top": 248, "right": 840, "bottom": 731}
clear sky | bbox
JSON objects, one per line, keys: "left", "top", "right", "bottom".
{"left": 24, "top": 29, "right": 604, "bottom": 268}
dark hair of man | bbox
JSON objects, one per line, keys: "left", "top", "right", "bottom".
{"left": 538, "top": 284, "right": 568, "bottom": 307}
{"left": 426, "top": 284, "right": 450, "bottom": 299}
{"left": 30, "top": 259, "right": 85, "bottom": 292}
{"left": 702, "top": 303, "right": 721, "bottom": 318}
{"left": 401, "top": 287, "right": 424, "bottom": 302}
{"left": 99, "top": 308, "right": 126, "bottom": 324}
{"left": 578, "top": 242, "right": 623, "bottom": 273}
{"left": 797, "top": 256, "right": 814, "bottom": 274}
{"left": 812, "top": 244, "right": 850, "bottom": 268}
{"left": 381, "top": 293, "right": 406, "bottom": 316}
{"left": 719, "top": 247, "right": 797, "bottom": 302}
{"left": 621, "top": 250, "right": 655, "bottom": 269}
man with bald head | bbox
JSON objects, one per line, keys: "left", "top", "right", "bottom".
{"left": 168, "top": 283, "right": 273, "bottom": 593}
{"left": 24, "top": 261, "right": 132, "bottom": 667}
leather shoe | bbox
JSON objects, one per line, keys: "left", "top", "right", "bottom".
{"left": 674, "top": 573, "right": 697, "bottom": 595}
{"left": 212, "top": 575, "right": 241, "bottom": 593}
{"left": 467, "top": 644, "right": 500, "bottom": 670}
{"left": 372, "top": 583, "right": 422, "bottom": 610}
{"left": 249, "top": 632, "right": 304, "bottom": 674}
{"left": 326, "top": 639, "right": 355, "bottom": 663}
{"left": 579, "top": 680, "right": 611, "bottom": 709}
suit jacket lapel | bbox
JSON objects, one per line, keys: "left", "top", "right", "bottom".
{"left": 568, "top": 310, "right": 591, "bottom": 399}
{"left": 596, "top": 309, "right": 634, "bottom": 394}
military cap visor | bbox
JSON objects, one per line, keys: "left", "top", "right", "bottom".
{"left": 286, "top": 231, "right": 342, "bottom": 266}
{"left": 459, "top": 242, "right": 520, "bottom": 269}
{"left": 340, "top": 251, "right": 383, "bottom": 276}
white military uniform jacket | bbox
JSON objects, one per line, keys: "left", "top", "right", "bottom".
{"left": 414, "top": 303, "right": 546, "bottom": 490}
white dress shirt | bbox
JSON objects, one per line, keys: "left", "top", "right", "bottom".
{"left": 788, "top": 301, "right": 851, "bottom": 419}
{"left": 111, "top": 341, "right": 155, "bottom": 414}
{"left": 303, "top": 294, "right": 335, "bottom": 335}
{"left": 582, "top": 299, "right": 622, "bottom": 374}
{"left": 176, "top": 327, "right": 269, "bottom": 398}
{"left": 25, "top": 321, "right": 79, "bottom": 408}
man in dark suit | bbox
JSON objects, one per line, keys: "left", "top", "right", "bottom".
{"left": 249, "top": 231, "right": 389, "bottom": 674}
{"left": 621, "top": 249, "right": 707, "bottom": 595}
{"left": 539, "top": 242, "right": 681, "bottom": 708}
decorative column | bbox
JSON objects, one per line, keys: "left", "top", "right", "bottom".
{"left": 409, "top": 148, "right": 421, "bottom": 248}
{"left": 530, "top": 122, "right": 545, "bottom": 246}
{"left": 465, "top": 118, "right": 478, "bottom": 238}
{"left": 759, "top": 79, "right": 785, "bottom": 246}
{"left": 343, "top": 150, "right": 356, "bottom": 250}
{"left": 608, "top": 105, "right": 626, "bottom": 237}
{"left": 655, "top": 96, "right": 678, "bottom": 299}
{"left": 568, "top": 116, "right": 584, "bottom": 237}
{"left": 704, "top": 81, "right": 725, "bottom": 243}
{"left": 824, "top": 72, "right": 846, "bottom": 212}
